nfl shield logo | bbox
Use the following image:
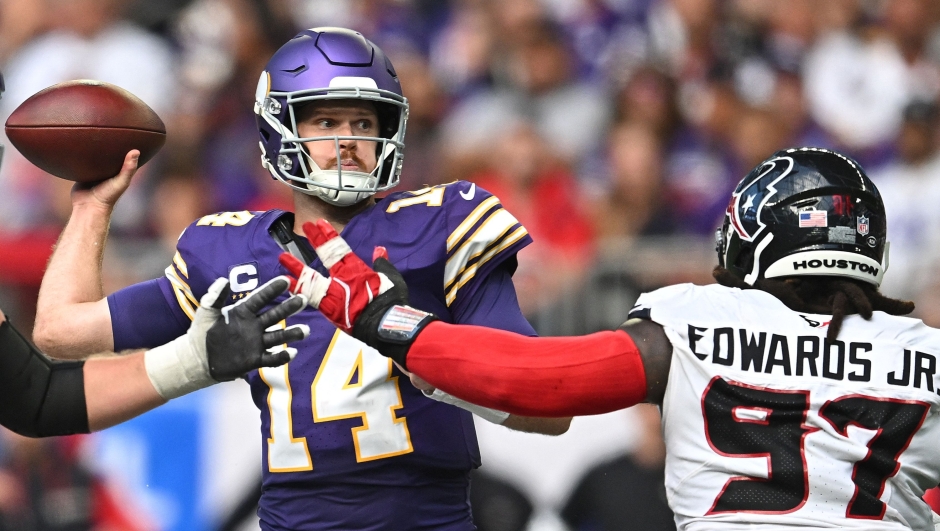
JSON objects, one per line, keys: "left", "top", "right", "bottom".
{"left": 857, "top": 215, "right": 870, "bottom": 235}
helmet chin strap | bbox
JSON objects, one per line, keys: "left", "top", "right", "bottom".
{"left": 882, "top": 241, "right": 890, "bottom": 274}
{"left": 744, "top": 233, "right": 774, "bottom": 286}
{"left": 300, "top": 156, "right": 379, "bottom": 207}
{"left": 306, "top": 182, "right": 371, "bottom": 207}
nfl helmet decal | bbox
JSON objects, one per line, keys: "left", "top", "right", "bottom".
{"left": 857, "top": 215, "right": 869, "bottom": 235}
{"left": 254, "top": 27, "right": 409, "bottom": 207}
{"left": 718, "top": 147, "right": 888, "bottom": 287}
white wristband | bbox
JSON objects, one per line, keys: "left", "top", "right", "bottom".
{"left": 144, "top": 277, "right": 228, "bottom": 399}
{"left": 144, "top": 335, "right": 214, "bottom": 399}
{"left": 424, "top": 388, "right": 510, "bottom": 425}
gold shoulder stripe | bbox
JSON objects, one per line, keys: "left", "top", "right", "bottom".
{"left": 165, "top": 265, "right": 196, "bottom": 301}
{"left": 445, "top": 219, "right": 515, "bottom": 290}
{"left": 446, "top": 227, "right": 528, "bottom": 306}
{"left": 446, "top": 196, "right": 500, "bottom": 252}
{"left": 164, "top": 265, "right": 198, "bottom": 320}
{"left": 173, "top": 252, "right": 189, "bottom": 278}
{"left": 445, "top": 208, "right": 521, "bottom": 287}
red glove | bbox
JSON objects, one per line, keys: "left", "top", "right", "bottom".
{"left": 278, "top": 219, "right": 392, "bottom": 333}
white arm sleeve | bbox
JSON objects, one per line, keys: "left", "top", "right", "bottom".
{"left": 423, "top": 388, "right": 510, "bottom": 425}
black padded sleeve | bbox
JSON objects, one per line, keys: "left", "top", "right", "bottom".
{"left": 0, "top": 320, "right": 89, "bottom": 437}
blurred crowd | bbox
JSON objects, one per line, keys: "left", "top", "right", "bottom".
{"left": 3, "top": 0, "right": 940, "bottom": 529}
{"left": 3, "top": 0, "right": 940, "bottom": 319}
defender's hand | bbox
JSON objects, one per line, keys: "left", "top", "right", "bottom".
{"left": 279, "top": 219, "right": 436, "bottom": 368}
{"left": 206, "top": 276, "right": 310, "bottom": 381}
{"left": 144, "top": 276, "right": 309, "bottom": 399}
{"left": 71, "top": 150, "right": 138, "bottom": 210}
{"left": 278, "top": 220, "right": 396, "bottom": 333}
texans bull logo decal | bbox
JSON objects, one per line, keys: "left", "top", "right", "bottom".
{"left": 727, "top": 156, "right": 795, "bottom": 242}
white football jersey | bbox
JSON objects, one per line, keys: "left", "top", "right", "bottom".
{"left": 631, "top": 283, "right": 940, "bottom": 531}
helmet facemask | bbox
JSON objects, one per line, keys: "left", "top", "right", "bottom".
{"left": 256, "top": 78, "right": 408, "bottom": 207}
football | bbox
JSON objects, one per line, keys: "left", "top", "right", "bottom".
{"left": 4, "top": 80, "right": 166, "bottom": 182}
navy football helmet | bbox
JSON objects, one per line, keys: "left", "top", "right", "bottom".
{"left": 717, "top": 147, "right": 888, "bottom": 287}
{"left": 255, "top": 28, "right": 408, "bottom": 206}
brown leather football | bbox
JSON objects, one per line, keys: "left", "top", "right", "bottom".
{"left": 5, "top": 80, "right": 166, "bottom": 182}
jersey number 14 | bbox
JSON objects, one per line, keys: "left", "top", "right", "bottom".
{"left": 258, "top": 330, "right": 412, "bottom": 472}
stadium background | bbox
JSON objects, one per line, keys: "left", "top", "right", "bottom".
{"left": 2, "top": 0, "right": 940, "bottom": 529}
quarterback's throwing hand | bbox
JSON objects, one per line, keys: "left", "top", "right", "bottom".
{"left": 279, "top": 219, "right": 436, "bottom": 368}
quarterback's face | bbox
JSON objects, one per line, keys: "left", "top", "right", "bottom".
{"left": 295, "top": 100, "right": 379, "bottom": 174}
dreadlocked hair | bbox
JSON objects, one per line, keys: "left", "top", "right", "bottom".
{"left": 712, "top": 266, "right": 915, "bottom": 341}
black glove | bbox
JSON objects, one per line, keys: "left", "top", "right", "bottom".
{"left": 207, "top": 277, "right": 309, "bottom": 381}
{"left": 347, "top": 258, "right": 437, "bottom": 369}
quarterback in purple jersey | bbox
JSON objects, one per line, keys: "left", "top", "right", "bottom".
{"left": 33, "top": 28, "right": 570, "bottom": 530}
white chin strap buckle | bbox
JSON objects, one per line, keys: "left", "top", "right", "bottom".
{"left": 302, "top": 158, "right": 379, "bottom": 206}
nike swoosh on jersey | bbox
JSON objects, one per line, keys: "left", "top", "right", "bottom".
{"left": 459, "top": 183, "right": 476, "bottom": 201}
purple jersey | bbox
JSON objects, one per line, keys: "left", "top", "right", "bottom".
{"left": 108, "top": 181, "right": 533, "bottom": 530}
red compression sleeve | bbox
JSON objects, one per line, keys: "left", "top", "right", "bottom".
{"left": 407, "top": 322, "right": 648, "bottom": 417}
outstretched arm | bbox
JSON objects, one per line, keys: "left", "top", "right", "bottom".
{"left": 400, "top": 319, "right": 670, "bottom": 417}
{"left": 83, "top": 351, "right": 165, "bottom": 431}
{"left": 279, "top": 219, "right": 673, "bottom": 417}
{"left": 33, "top": 150, "right": 140, "bottom": 358}
{"left": 281, "top": 221, "right": 572, "bottom": 432}
{"left": 0, "top": 278, "right": 308, "bottom": 436}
